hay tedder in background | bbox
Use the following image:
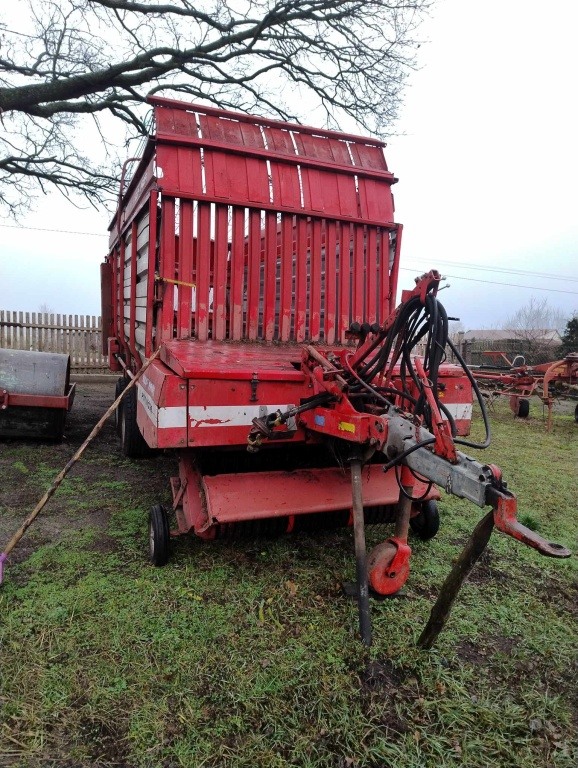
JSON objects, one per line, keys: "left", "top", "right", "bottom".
{"left": 471, "top": 350, "right": 578, "bottom": 428}
{"left": 101, "top": 98, "right": 570, "bottom": 644}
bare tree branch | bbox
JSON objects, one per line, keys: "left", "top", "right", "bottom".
{"left": 0, "top": 0, "right": 430, "bottom": 213}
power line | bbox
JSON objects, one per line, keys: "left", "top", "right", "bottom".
{"left": 0, "top": 223, "right": 105, "bottom": 237}
{"left": 403, "top": 258, "right": 578, "bottom": 283}
{"left": 399, "top": 267, "right": 578, "bottom": 296}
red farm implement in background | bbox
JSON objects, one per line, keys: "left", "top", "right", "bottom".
{"left": 101, "top": 98, "right": 569, "bottom": 644}
{"left": 472, "top": 350, "right": 578, "bottom": 428}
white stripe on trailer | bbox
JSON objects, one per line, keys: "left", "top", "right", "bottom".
{"left": 138, "top": 387, "right": 294, "bottom": 429}
{"left": 138, "top": 386, "right": 187, "bottom": 428}
{"left": 189, "top": 404, "right": 294, "bottom": 428}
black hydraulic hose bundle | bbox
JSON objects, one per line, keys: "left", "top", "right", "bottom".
{"left": 344, "top": 290, "right": 491, "bottom": 452}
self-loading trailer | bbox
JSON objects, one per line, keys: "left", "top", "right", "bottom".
{"left": 102, "top": 97, "right": 569, "bottom": 643}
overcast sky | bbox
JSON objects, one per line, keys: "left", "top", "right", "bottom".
{"left": 1, "top": 0, "right": 577, "bottom": 331}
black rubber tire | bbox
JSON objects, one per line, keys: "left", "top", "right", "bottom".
{"left": 114, "top": 376, "right": 128, "bottom": 435}
{"left": 517, "top": 398, "right": 530, "bottom": 418}
{"left": 149, "top": 504, "right": 170, "bottom": 566}
{"left": 409, "top": 500, "right": 440, "bottom": 541}
{"left": 574, "top": 403, "right": 578, "bottom": 423}
{"left": 120, "top": 384, "right": 151, "bottom": 458}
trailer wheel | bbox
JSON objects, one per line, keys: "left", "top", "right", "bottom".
{"left": 574, "top": 403, "right": 578, "bottom": 423}
{"left": 120, "top": 385, "right": 151, "bottom": 458}
{"left": 149, "top": 504, "right": 170, "bottom": 566}
{"left": 114, "top": 376, "right": 128, "bottom": 435}
{"left": 409, "top": 500, "right": 440, "bottom": 541}
{"left": 517, "top": 398, "right": 530, "bottom": 418}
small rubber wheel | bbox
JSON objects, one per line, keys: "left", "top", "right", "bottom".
{"left": 114, "top": 376, "right": 128, "bottom": 435}
{"left": 120, "top": 385, "right": 151, "bottom": 458}
{"left": 517, "top": 398, "right": 530, "bottom": 418}
{"left": 409, "top": 500, "right": 440, "bottom": 541}
{"left": 149, "top": 504, "right": 170, "bottom": 566}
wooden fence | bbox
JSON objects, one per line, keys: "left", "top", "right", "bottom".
{"left": 0, "top": 311, "right": 109, "bottom": 373}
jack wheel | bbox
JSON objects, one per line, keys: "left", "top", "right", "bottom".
{"left": 517, "top": 398, "right": 530, "bottom": 418}
{"left": 149, "top": 504, "right": 170, "bottom": 566}
{"left": 367, "top": 540, "right": 410, "bottom": 595}
{"left": 409, "top": 500, "right": 440, "bottom": 541}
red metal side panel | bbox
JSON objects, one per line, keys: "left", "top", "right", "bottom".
{"left": 366, "top": 228, "right": 378, "bottom": 325}
{"left": 145, "top": 191, "right": 158, "bottom": 356}
{"left": 247, "top": 209, "right": 262, "bottom": 340}
{"left": 230, "top": 207, "right": 245, "bottom": 339}
{"left": 339, "top": 223, "right": 352, "bottom": 341}
{"left": 199, "top": 115, "right": 270, "bottom": 205}
{"left": 129, "top": 221, "right": 137, "bottom": 356}
{"left": 358, "top": 178, "right": 394, "bottom": 222}
{"left": 200, "top": 467, "right": 430, "bottom": 525}
{"left": 213, "top": 204, "right": 229, "bottom": 340}
{"left": 309, "top": 218, "right": 322, "bottom": 341}
{"left": 157, "top": 145, "right": 204, "bottom": 198}
{"left": 195, "top": 202, "right": 212, "bottom": 341}
{"left": 295, "top": 217, "right": 308, "bottom": 342}
{"left": 136, "top": 359, "right": 188, "bottom": 449}
{"left": 159, "top": 198, "right": 176, "bottom": 341}
{"left": 349, "top": 142, "right": 389, "bottom": 171}
{"left": 263, "top": 211, "right": 277, "bottom": 341}
{"left": 352, "top": 225, "right": 365, "bottom": 322}
{"left": 378, "top": 228, "right": 390, "bottom": 323}
{"left": 279, "top": 214, "right": 293, "bottom": 341}
{"left": 178, "top": 200, "right": 194, "bottom": 338}
{"left": 187, "top": 378, "right": 305, "bottom": 448}
{"left": 324, "top": 221, "right": 337, "bottom": 344}
{"left": 389, "top": 225, "right": 402, "bottom": 316}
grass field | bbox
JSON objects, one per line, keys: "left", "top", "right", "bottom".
{"left": 0, "top": 386, "right": 576, "bottom": 768}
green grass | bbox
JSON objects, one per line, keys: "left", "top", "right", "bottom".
{"left": 1, "top": 398, "right": 576, "bottom": 767}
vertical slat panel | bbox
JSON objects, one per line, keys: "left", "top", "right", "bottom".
{"left": 376, "top": 229, "right": 386, "bottom": 326}
{"left": 352, "top": 225, "right": 365, "bottom": 322}
{"left": 339, "top": 223, "right": 352, "bottom": 342}
{"left": 146, "top": 191, "right": 158, "bottom": 356}
{"left": 230, "top": 207, "right": 245, "bottom": 340}
{"left": 195, "top": 202, "right": 212, "bottom": 341}
{"left": 246, "top": 209, "right": 261, "bottom": 340}
{"left": 111, "top": 246, "right": 119, "bottom": 341}
{"left": 295, "top": 216, "right": 308, "bottom": 342}
{"left": 178, "top": 199, "right": 194, "bottom": 338}
{"left": 263, "top": 211, "right": 277, "bottom": 341}
{"left": 129, "top": 221, "right": 137, "bottom": 356}
{"left": 309, "top": 218, "right": 322, "bottom": 341}
{"left": 279, "top": 214, "right": 293, "bottom": 342}
{"left": 324, "top": 221, "right": 337, "bottom": 344}
{"left": 389, "top": 225, "right": 402, "bottom": 316}
{"left": 213, "top": 204, "right": 229, "bottom": 340}
{"left": 366, "top": 228, "right": 378, "bottom": 325}
{"left": 160, "top": 198, "right": 176, "bottom": 341}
